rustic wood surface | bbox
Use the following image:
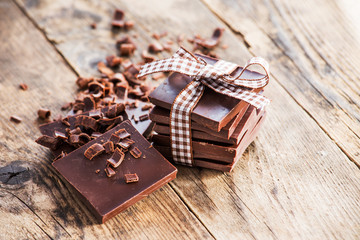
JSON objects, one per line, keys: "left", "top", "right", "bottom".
{"left": 1, "top": 0, "right": 360, "bottom": 239}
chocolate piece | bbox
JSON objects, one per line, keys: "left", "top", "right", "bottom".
{"left": 76, "top": 77, "right": 92, "bottom": 89}
{"left": 75, "top": 115, "right": 98, "bottom": 131}
{"left": 195, "top": 27, "right": 224, "bottom": 49}
{"left": 84, "top": 143, "right": 105, "bottom": 160}
{"left": 10, "top": 115, "right": 22, "bottom": 123}
{"left": 124, "top": 20, "right": 134, "bottom": 30}
{"left": 126, "top": 101, "right": 154, "bottom": 137}
{"left": 103, "top": 141, "right": 115, "bottom": 154}
{"left": 114, "top": 128, "right": 131, "bottom": 139}
{"left": 149, "top": 54, "right": 264, "bottom": 132}
{"left": 124, "top": 173, "right": 139, "bottom": 183}
{"left": 112, "top": 9, "right": 125, "bottom": 28}
{"left": 83, "top": 97, "right": 95, "bottom": 112}
{"left": 95, "top": 169, "right": 100, "bottom": 174}
{"left": 38, "top": 108, "right": 51, "bottom": 119}
{"left": 109, "top": 134, "right": 121, "bottom": 144}
{"left": 106, "top": 55, "right": 122, "bottom": 67}
{"left": 141, "top": 104, "right": 153, "bottom": 111}
{"left": 129, "top": 147, "right": 142, "bottom": 158}
{"left": 97, "top": 61, "right": 114, "bottom": 78}
{"left": 118, "top": 138, "right": 134, "bottom": 150}
{"left": 19, "top": 83, "right": 28, "bottom": 90}
{"left": 89, "top": 109, "right": 103, "bottom": 119}
{"left": 120, "top": 43, "right": 136, "bottom": 56}
{"left": 141, "top": 50, "right": 155, "bottom": 63}
{"left": 115, "top": 84, "right": 128, "bottom": 101}
{"left": 61, "top": 117, "right": 71, "bottom": 127}
{"left": 54, "top": 130, "right": 67, "bottom": 140}
{"left": 105, "top": 167, "right": 116, "bottom": 177}
{"left": 52, "top": 120, "right": 177, "bottom": 223}
{"left": 105, "top": 103, "right": 125, "bottom": 118}
{"left": 107, "top": 148, "right": 125, "bottom": 168}
{"left": 90, "top": 23, "right": 97, "bottom": 29}
{"left": 139, "top": 114, "right": 149, "bottom": 122}
{"left": 35, "top": 135, "right": 59, "bottom": 150}
{"left": 148, "top": 42, "right": 164, "bottom": 53}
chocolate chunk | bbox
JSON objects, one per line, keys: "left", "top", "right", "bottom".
{"left": 35, "top": 135, "right": 59, "bottom": 150}
{"left": 105, "top": 167, "right": 116, "bottom": 177}
{"left": 90, "top": 23, "right": 97, "bottom": 29}
{"left": 103, "top": 141, "right": 115, "bottom": 154}
{"left": 69, "top": 127, "right": 82, "bottom": 135}
{"left": 84, "top": 143, "right": 105, "bottom": 160}
{"left": 97, "top": 115, "right": 123, "bottom": 127}
{"left": 148, "top": 42, "right": 163, "bottom": 53}
{"left": 73, "top": 102, "right": 85, "bottom": 112}
{"left": 107, "top": 148, "right": 125, "bottom": 168}
{"left": 105, "top": 103, "right": 125, "bottom": 118}
{"left": 76, "top": 77, "right": 92, "bottom": 89}
{"left": 19, "top": 83, "right": 28, "bottom": 90}
{"left": 68, "top": 133, "right": 91, "bottom": 147}
{"left": 115, "top": 128, "right": 131, "bottom": 139}
{"left": 121, "top": 59, "right": 132, "bottom": 69}
{"left": 124, "top": 173, "right": 139, "bottom": 183}
{"left": 95, "top": 169, "right": 100, "bottom": 174}
{"left": 106, "top": 55, "right": 122, "bottom": 67}
{"left": 61, "top": 102, "right": 73, "bottom": 111}
{"left": 195, "top": 27, "right": 224, "bottom": 49}
{"left": 61, "top": 117, "right": 71, "bottom": 127}
{"left": 141, "top": 50, "right": 155, "bottom": 63}
{"left": 89, "top": 109, "right": 103, "bottom": 119}
{"left": 118, "top": 138, "right": 134, "bottom": 150}
{"left": 38, "top": 108, "right": 51, "bottom": 119}
{"left": 109, "top": 134, "right": 121, "bottom": 144}
{"left": 115, "top": 84, "right": 128, "bottom": 101}
{"left": 130, "top": 147, "right": 142, "bottom": 158}
{"left": 97, "top": 61, "right": 114, "bottom": 78}
{"left": 10, "top": 115, "right": 22, "bottom": 123}
{"left": 54, "top": 130, "right": 67, "bottom": 140}
{"left": 139, "top": 114, "right": 149, "bottom": 122}
{"left": 83, "top": 97, "right": 96, "bottom": 112}
{"left": 120, "top": 43, "right": 136, "bottom": 56}
{"left": 111, "top": 9, "right": 125, "bottom": 28}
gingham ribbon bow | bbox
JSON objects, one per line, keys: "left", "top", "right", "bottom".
{"left": 138, "top": 47, "right": 270, "bottom": 166}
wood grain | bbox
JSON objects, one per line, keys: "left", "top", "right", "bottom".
{"left": 9, "top": 0, "right": 360, "bottom": 239}
{"left": 0, "top": 1, "right": 213, "bottom": 239}
{"left": 201, "top": 0, "right": 360, "bottom": 167}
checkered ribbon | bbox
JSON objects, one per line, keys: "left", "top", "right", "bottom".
{"left": 138, "top": 47, "right": 270, "bottom": 166}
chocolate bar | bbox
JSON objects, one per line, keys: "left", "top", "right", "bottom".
{"left": 52, "top": 120, "right": 177, "bottom": 223}
{"left": 154, "top": 112, "right": 267, "bottom": 172}
{"left": 153, "top": 105, "right": 264, "bottom": 145}
{"left": 149, "top": 54, "right": 264, "bottom": 132}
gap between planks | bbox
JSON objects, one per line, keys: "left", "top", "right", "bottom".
{"left": 12, "top": 1, "right": 218, "bottom": 238}
{"left": 198, "top": 0, "right": 360, "bottom": 170}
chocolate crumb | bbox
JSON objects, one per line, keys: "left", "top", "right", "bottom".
{"left": 95, "top": 169, "right": 100, "bottom": 174}
{"left": 38, "top": 108, "right": 51, "bottom": 119}
{"left": 19, "top": 83, "right": 28, "bottom": 90}
{"left": 90, "top": 23, "right": 97, "bottom": 29}
{"left": 10, "top": 115, "right": 22, "bottom": 123}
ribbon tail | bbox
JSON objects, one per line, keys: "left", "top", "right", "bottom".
{"left": 170, "top": 81, "right": 204, "bottom": 166}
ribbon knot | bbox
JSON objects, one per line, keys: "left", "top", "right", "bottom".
{"left": 138, "top": 47, "right": 270, "bottom": 166}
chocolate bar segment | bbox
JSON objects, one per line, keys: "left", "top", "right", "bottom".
{"left": 52, "top": 120, "right": 177, "bottom": 223}
{"left": 149, "top": 54, "right": 265, "bottom": 132}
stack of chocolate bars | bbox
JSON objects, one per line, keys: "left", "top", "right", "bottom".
{"left": 149, "top": 55, "right": 268, "bottom": 172}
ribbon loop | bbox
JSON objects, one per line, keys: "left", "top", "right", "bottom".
{"left": 138, "top": 47, "right": 270, "bottom": 166}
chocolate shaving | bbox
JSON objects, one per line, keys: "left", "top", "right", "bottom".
{"left": 120, "top": 43, "right": 136, "bottom": 56}
{"left": 139, "top": 114, "right": 149, "bottom": 122}
{"left": 83, "top": 97, "right": 96, "bottom": 112}
{"left": 118, "top": 138, "right": 134, "bottom": 150}
{"left": 195, "top": 27, "right": 224, "bottom": 49}
{"left": 61, "top": 102, "right": 72, "bottom": 111}
{"left": 73, "top": 102, "right": 85, "bottom": 112}
{"left": 84, "top": 143, "right": 105, "bottom": 160}
{"left": 89, "top": 109, "right": 103, "bottom": 119}
{"left": 97, "top": 61, "right": 114, "bottom": 78}
{"left": 124, "top": 20, "right": 134, "bottom": 30}
{"left": 19, "top": 83, "right": 28, "bottom": 90}
{"left": 76, "top": 77, "right": 92, "bottom": 89}
{"left": 54, "top": 130, "right": 67, "bottom": 140}
{"left": 97, "top": 115, "right": 123, "bottom": 127}
{"left": 121, "top": 59, "right": 133, "bottom": 69}
{"left": 38, "top": 108, "right": 51, "bottom": 119}
{"left": 10, "top": 115, "right": 22, "bottom": 123}
{"left": 115, "top": 128, "right": 131, "bottom": 139}
{"left": 68, "top": 133, "right": 91, "bottom": 147}
{"left": 141, "top": 104, "right": 153, "bottom": 111}
{"left": 112, "top": 9, "right": 125, "bottom": 28}
{"left": 95, "top": 169, "right": 100, "bottom": 174}
{"left": 103, "top": 141, "right": 115, "bottom": 154}
{"left": 106, "top": 55, "right": 122, "bottom": 67}
{"left": 35, "top": 135, "right": 59, "bottom": 150}
{"left": 124, "top": 173, "right": 139, "bottom": 183}
{"left": 68, "top": 127, "right": 82, "bottom": 135}
{"left": 105, "top": 166, "right": 116, "bottom": 177}
{"left": 115, "top": 84, "right": 128, "bottom": 101}
{"left": 75, "top": 115, "right": 98, "bottom": 131}
{"left": 109, "top": 134, "right": 121, "bottom": 145}
{"left": 141, "top": 50, "right": 155, "bottom": 63}
{"left": 106, "top": 103, "right": 125, "bottom": 118}
{"left": 148, "top": 42, "right": 164, "bottom": 53}
{"left": 61, "top": 117, "right": 71, "bottom": 127}
{"left": 107, "top": 148, "right": 125, "bottom": 168}
{"left": 130, "top": 147, "right": 142, "bottom": 158}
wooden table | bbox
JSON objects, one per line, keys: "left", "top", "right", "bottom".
{"left": 1, "top": 0, "right": 360, "bottom": 239}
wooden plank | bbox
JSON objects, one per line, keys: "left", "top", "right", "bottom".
{"left": 0, "top": 1, "right": 213, "bottom": 239}
{"left": 201, "top": 0, "right": 360, "bottom": 167}
{"left": 15, "top": 0, "right": 360, "bottom": 239}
